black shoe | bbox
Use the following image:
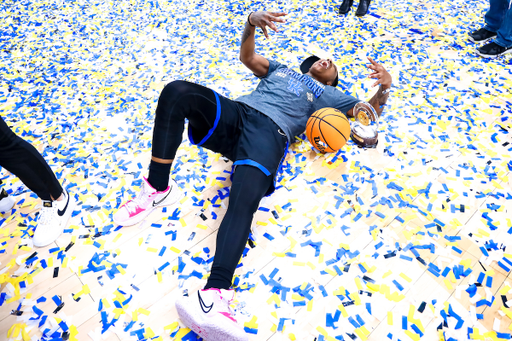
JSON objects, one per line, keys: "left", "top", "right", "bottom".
{"left": 339, "top": 0, "right": 353, "bottom": 14}
{"left": 477, "top": 41, "right": 512, "bottom": 58}
{"left": 355, "top": 0, "right": 371, "bottom": 16}
{"left": 469, "top": 28, "right": 497, "bottom": 43}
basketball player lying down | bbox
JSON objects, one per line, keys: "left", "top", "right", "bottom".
{"left": 114, "top": 10, "right": 392, "bottom": 341}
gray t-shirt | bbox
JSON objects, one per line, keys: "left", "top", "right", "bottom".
{"left": 236, "top": 60, "right": 360, "bottom": 143}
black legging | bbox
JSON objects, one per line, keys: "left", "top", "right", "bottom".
{"left": 152, "top": 80, "right": 243, "bottom": 161}
{"left": 0, "top": 117, "right": 63, "bottom": 201}
{"left": 205, "top": 165, "right": 272, "bottom": 289}
{"left": 151, "top": 80, "right": 272, "bottom": 289}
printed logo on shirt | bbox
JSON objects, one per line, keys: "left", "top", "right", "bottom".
{"left": 275, "top": 71, "right": 287, "bottom": 78}
{"left": 288, "top": 78, "right": 303, "bottom": 97}
{"left": 276, "top": 68, "right": 325, "bottom": 98}
{"left": 307, "top": 93, "right": 314, "bottom": 102}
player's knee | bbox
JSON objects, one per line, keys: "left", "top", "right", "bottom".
{"left": 156, "top": 80, "right": 192, "bottom": 121}
{"left": 161, "top": 80, "right": 192, "bottom": 99}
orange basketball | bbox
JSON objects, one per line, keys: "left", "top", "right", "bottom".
{"left": 305, "top": 108, "right": 351, "bottom": 153}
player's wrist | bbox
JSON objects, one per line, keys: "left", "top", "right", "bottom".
{"left": 380, "top": 84, "right": 391, "bottom": 94}
{"left": 248, "top": 12, "right": 255, "bottom": 26}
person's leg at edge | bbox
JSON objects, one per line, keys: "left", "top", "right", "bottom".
{"left": 477, "top": 0, "right": 512, "bottom": 57}
{"left": 0, "top": 116, "right": 74, "bottom": 247}
{"left": 484, "top": 0, "right": 509, "bottom": 33}
{"left": 0, "top": 117, "right": 63, "bottom": 202}
{"left": 205, "top": 165, "right": 273, "bottom": 290}
{"left": 495, "top": 3, "right": 512, "bottom": 48}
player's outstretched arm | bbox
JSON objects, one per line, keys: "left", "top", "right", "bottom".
{"left": 239, "top": 11, "right": 286, "bottom": 77}
{"left": 348, "top": 57, "right": 392, "bottom": 117}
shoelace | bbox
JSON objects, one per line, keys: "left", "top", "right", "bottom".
{"left": 226, "top": 304, "right": 236, "bottom": 318}
{"left": 220, "top": 294, "right": 236, "bottom": 317}
{"left": 38, "top": 204, "right": 56, "bottom": 226}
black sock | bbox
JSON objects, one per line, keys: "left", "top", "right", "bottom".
{"left": 204, "top": 268, "right": 232, "bottom": 290}
{"left": 147, "top": 160, "right": 172, "bottom": 191}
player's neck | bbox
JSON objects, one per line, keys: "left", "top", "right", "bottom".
{"left": 305, "top": 72, "right": 327, "bottom": 86}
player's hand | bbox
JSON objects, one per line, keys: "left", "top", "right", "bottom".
{"left": 366, "top": 57, "right": 392, "bottom": 89}
{"left": 249, "top": 11, "right": 287, "bottom": 39}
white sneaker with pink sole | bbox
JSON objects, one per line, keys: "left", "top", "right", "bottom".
{"left": 113, "top": 177, "right": 183, "bottom": 226}
{"left": 176, "top": 288, "right": 249, "bottom": 341}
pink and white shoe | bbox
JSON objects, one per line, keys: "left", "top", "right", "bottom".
{"left": 113, "top": 177, "right": 183, "bottom": 226}
{"left": 176, "top": 288, "right": 248, "bottom": 341}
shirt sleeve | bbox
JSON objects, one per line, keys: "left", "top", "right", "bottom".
{"left": 314, "top": 88, "right": 360, "bottom": 114}
{"left": 256, "top": 59, "right": 283, "bottom": 79}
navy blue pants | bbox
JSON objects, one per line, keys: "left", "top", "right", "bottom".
{"left": 0, "top": 117, "right": 63, "bottom": 201}
{"left": 152, "top": 80, "right": 287, "bottom": 289}
{"left": 485, "top": 0, "right": 512, "bottom": 48}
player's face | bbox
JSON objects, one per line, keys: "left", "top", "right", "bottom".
{"left": 309, "top": 59, "right": 337, "bottom": 86}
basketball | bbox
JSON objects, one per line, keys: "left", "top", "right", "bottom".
{"left": 305, "top": 107, "right": 351, "bottom": 153}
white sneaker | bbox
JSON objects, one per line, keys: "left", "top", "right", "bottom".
{"left": 33, "top": 189, "right": 75, "bottom": 247}
{"left": 113, "top": 177, "right": 183, "bottom": 227}
{"left": 176, "top": 288, "right": 249, "bottom": 341}
{"left": 0, "top": 189, "right": 15, "bottom": 213}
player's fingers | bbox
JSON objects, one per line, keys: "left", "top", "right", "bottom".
{"left": 270, "top": 15, "right": 286, "bottom": 23}
{"left": 262, "top": 26, "right": 269, "bottom": 39}
{"left": 367, "top": 56, "right": 378, "bottom": 65}
{"left": 372, "top": 79, "right": 381, "bottom": 87}
{"left": 268, "top": 21, "right": 279, "bottom": 32}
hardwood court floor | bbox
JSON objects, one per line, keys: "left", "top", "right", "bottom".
{"left": 1, "top": 0, "right": 511, "bottom": 340}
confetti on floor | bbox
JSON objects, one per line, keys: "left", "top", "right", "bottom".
{"left": 1, "top": 0, "right": 512, "bottom": 340}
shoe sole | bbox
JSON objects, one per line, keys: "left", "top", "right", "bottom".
{"left": 477, "top": 48, "right": 512, "bottom": 58}
{"left": 468, "top": 36, "right": 496, "bottom": 44}
{"left": 175, "top": 299, "right": 248, "bottom": 341}
{"left": 113, "top": 189, "right": 185, "bottom": 227}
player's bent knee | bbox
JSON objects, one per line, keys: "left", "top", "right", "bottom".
{"left": 161, "top": 80, "right": 193, "bottom": 99}
{"left": 156, "top": 80, "right": 194, "bottom": 121}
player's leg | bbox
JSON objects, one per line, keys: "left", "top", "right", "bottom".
{"left": 476, "top": 0, "right": 512, "bottom": 57}
{"left": 493, "top": 1, "right": 512, "bottom": 50}
{"left": 176, "top": 165, "right": 272, "bottom": 341}
{"left": 114, "top": 80, "right": 242, "bottom": 226}
{"left": 206, "top": 165, "right": 273, "bottom": 289}
{"left": 0, "top": 117, "right": 74, "bottom": 247}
